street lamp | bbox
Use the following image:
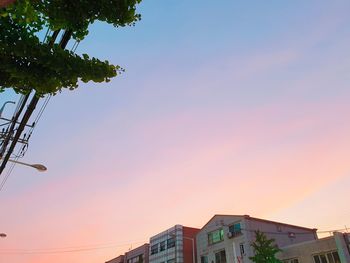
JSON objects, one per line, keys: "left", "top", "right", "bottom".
{"left": 1, "top": 158, "right": 47, "bottom": 172}
{"left": 0, "top": 101, "right": 15, "bottom": 118}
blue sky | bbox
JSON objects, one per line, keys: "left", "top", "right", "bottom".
{"left": 0, "top": 1, "right": 349, "bottom": 262}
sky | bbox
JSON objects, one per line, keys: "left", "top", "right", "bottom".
{"left": 0, "top": 0, "right": 350, "bottom": 262}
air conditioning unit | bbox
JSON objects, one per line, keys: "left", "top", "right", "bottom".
{"left": 288, "top": 232, "right": 296, "bottom": 238}
{"left": 227, "top": 232, "right": 234, "bottom": 239}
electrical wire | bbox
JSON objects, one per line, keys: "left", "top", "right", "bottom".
{"left": 0, "top": 25, "right": 80, "bottom": 191}
{"left": 0, "top": 240, "right": 145, "bottom": 255}
{"left": 240, "top": 227, "right": 349, "bottom": 236}
{"left": 0, "top": 92, "right": 51, "bottom": 191}
{"left": 0, "top": 97, "right": 47, "bottom": 191}
{"left": 0, "top": 93, "right": 35, "bottom": 191}
{"left": 0, "top": 94, "right": 27, "bottom": 189}
{"left": 0, "top": 226, "right": 348, "bottom": 255}
{"left": 0, "top": 137, "right": 23, "bottom": 191}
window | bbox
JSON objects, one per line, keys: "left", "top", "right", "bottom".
{"left": 313, "top": 251, "right": 340, "bottom": 263}
{"left": 167, "top": 237, "right": 175, "bottom": 248}
{"left": 128, "top": 255, "right": 144, "bottom": 263}
{"left": 151, "top": 244, "right": 158, "bottom": 255}
{"left": 229, "top": 223, "right": 242, "bottom": 235}
{"left": 276, "top": 224, "right": 282, "bottom": 232}
{"left": 201, "top": 255, "right": 208, "bottom": 263}
{"left": 327, "top": 253, "right": 335, "bottom": 263}
{"left": 239, "top": 243, "right": 245, "bottom": 256}
{"left": 160, "top": 241, "right": 166, "bottom": 251}
{"left": 320, "top": 255, "right": 328, "bottom": 263}
{"left": 332, "top": 252, "right": 340, "bottom": 263}
{"left": 208, "top": 229, "right": 224, "bottom": 245}
{"left": 313, "top": 256, "right": 321, "bottom": 263}
{"left": 283, "top": 260, "right": 299, "bottom": 263}
{"left": 215, "top": 250, "right": 226, "bottom": 263}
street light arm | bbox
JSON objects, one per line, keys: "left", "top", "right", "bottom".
{"left": 0, "top": 101, "right": 15, "bottom": 118}
{"left": 0, "top": 158, "right": 47, "bottom": 172}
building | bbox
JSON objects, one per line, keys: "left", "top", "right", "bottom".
{"left": 196, "top": 214, "right": 318, "bottom": 263}
{"left": 125, "top": 243, "right": 150, "bottom": 263}
{"left": 105, "top": 255, "right": 125, "bottom": 263}
{"left": 278, "top": 232, "right": 350, "bottom": 263}
{"left": 149, "top": 225, "right": 200, "bottom": 263}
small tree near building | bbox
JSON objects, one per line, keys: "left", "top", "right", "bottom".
{"left": 249, "top": 230, "right": 282, "bottom": 263}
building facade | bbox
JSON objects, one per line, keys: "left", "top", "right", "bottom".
{"left": 278, "top": 232, "right": 350, "bottom": 263}
{"left": 149, "top": 225, "right": 199, "bottom": 263}
{"left": 196, "top": 214, "right": 318, "bottom": 263}
{"left": 125, "top": 243, "right": 150, "bottom": 263}
{"left": 106, "top": 255, "right": 125, "bottom": 263}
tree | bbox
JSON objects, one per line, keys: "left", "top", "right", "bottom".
{"left": 0, "top": 0, "right": 143, "bottom": 175}
{"left": 0, "top": 0, "right": 142, "bottom": 96}
{"left": 249, "top": 230, "right": 282, "bottom": 263}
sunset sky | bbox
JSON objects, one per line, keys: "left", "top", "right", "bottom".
{"left": 0, "top": 1, "right": 349, "bottom": 262}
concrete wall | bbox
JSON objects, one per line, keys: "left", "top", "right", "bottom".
{"left": 196, "top": 215, "right": 246, "bottom": 263}
{"left": 106, "top": 255, "right": 125, "bottom": 263}
{"left": 334, "top": 232, "right": 350, "bottom": 263}
{"left": 278, "top": 236, "right": 336, "bottom": 263}
{"left": 149, "top": 225, "right": 183, "bottom": 263}
{"left": 183, "top": 227, "right": 200, "bottom": 263}
{"left": 277, "top": 233, "right": 350, "bottom": 263}
{"left": 244, "top": 216, "right": 317, "bottom": 259}
{"left": 196, "top": 215, "right": 317, "bottom": 263}
{"left": 125, "top": 244, "right": 149, "bottom": 263}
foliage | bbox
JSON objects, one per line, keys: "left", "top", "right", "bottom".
{"left": 249, "top": 230, "right": 282, "bottom": 263}
{"left": 0, "top": 0, "right": 142, "bottom": 96}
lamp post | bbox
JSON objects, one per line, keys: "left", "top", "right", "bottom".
{"left": 0, "top": 158, "right": 47, "bottom": 172}
{"left": 0, "top": 101, "right": 15, "bottom": 118}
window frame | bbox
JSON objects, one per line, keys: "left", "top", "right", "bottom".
{"left": 214, "top": 249, "right": 227, "bottom": 263}
{"left": 208, "top": 228, "right": 224, "bottom": 245}
{"left": 313, "top": 251, "right": 340, "bottom": 263}
{"left": 167, "top": 237, "right": 175, "bottom": 249}
{"left": 160, "top": 241, "right": 166, "bottom": 252}
{"left": 200, "top": 255, "right": 208, "bottom": 263}
{"left": 150, "top": 244, "right": 159, "bottom": 255}
{"left": 228, "top": 222, "right": 242, "bottom": 236}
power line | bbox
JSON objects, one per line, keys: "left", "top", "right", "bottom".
{"left": 0, "top": 226, "right": 348, "bottom": 255}
{"left": 0, "top": 27, "right": 78, "bottom": 190}
{"left": 0, "top": 240, "right": 145, "bottom": 255}
{"left": 239, "top": 227, "right": 349, "bottom": 236}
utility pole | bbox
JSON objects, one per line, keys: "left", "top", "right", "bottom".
{"left": 0, "top": 29, "right": 72, "bottom": 175}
